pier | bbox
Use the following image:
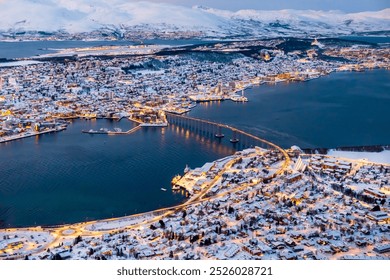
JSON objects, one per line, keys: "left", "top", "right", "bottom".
{"left": 82, "top": 125, "right": 142, "bottom": 135}
{"left": 0, "top": 126, "right": 67, "bottom": 144}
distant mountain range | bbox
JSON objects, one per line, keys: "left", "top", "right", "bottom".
{"left": 0, "top": 0, "right": 389, "bottom": 39}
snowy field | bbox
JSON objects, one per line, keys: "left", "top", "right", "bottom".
{"left": 0, "top": 61, "right": 42, "bottom": 67}
{"left": 327, "top": 150, "right": 390, "bottom": 165}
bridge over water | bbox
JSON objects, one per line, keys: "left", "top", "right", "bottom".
{"left": 166, "top": 112, "right": 290, "bottom": 165}
{"left": 0, "top": 113, "right": 292, "bottom": 259}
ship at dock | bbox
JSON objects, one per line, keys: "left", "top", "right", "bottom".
{"left": 82, "top": 128, "right": 110, "bottom": 134}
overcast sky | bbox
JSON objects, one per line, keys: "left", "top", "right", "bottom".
{"left": 146, "top": 0, "right": 389, "bottom": 12}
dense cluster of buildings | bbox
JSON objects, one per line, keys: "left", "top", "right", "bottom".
{"left": 1, "top": 39, "right": 389, "bottom": 143}
{"left": 0, "top": 146, "right": 389, "bottom": 260}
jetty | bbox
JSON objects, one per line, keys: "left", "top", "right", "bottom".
{"left": 82, "top": 125, "right": 142, "bottom": 135}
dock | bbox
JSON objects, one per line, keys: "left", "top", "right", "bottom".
{"left": 82, "top": 125, "right": 142, "bottom": 135}
{"left": 0, "top": 126, "right": 67, "bottom": 144}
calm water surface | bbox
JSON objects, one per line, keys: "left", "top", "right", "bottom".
{"left": 0, "top": 120, "right": 236, "bottom": 228}
{"left": 190, "top": 69, "right": 390, "bottom": 149}
{"left": 0, "top": 39, "right": 216, "bottom": 59}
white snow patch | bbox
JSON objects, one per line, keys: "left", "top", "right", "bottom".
{"left": 327, "top": 150, "right": 390, "bottom": 165}
{"left": 0, "top": 60, "right": 43, "bottom": 67}
{"left": 0, "top": 1, "right": 388, "bottom": 36}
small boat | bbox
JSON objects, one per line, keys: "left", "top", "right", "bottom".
{"left": 82, "top": 129, "right": 99, "bottom": 134}
{"left": 188, "top": 102, "right": 197, "bottom": 109}
{"left": 160, "top": 188, "right": 167, "bottom": 192}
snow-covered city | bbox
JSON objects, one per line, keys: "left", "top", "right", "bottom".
{"left": 0, "top": 0, "right": 389, "bottom": 267}
{"left": 1, "top": 146, "right": 389, "bottom": 260}
{"left": 1, "top": 37, "right": 389, "bottom": 143}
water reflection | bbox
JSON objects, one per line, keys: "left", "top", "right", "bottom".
{"left": 0, "top": 118, "right": 239, "bottom": 228}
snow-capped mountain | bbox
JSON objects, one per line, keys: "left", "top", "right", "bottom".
{"left": 0, "top": 0, "right": 389, "bottom": 39}
{"left": 198, "top": 6, "right": 390, "bottom": 37}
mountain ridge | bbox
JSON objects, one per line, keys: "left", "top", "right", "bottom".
{"left": 0, "top": 0, "right": 389, "bottom": 39}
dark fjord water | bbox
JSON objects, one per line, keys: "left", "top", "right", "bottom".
{"left": 190, "top": 69, "right": 390, "bottom": 149}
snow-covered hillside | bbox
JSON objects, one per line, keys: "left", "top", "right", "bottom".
{"left": 0, "top": 0, "right": 389, "bottom": 38}
{"left": 198, "top": 6, "right": 390, "bottom": 37}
